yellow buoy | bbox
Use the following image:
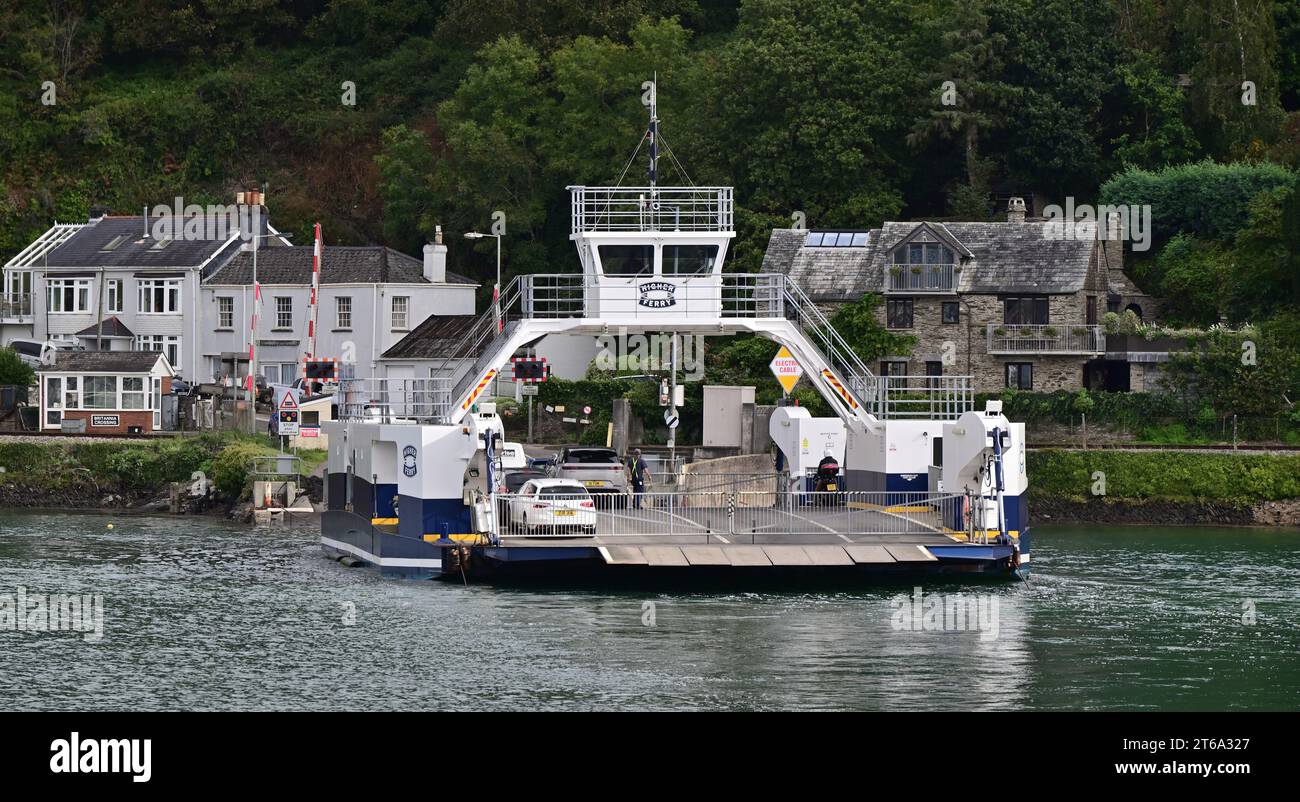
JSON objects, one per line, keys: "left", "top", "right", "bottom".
{"left": 106, "top": 523, "right": 114, "bottom": 530}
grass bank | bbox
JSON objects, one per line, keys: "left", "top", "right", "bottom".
{"left": 0, "top": 433, "right": 327, "bottom": 510}
{"left": 1027, "top": 449, "right": 1300, "bottom": 526}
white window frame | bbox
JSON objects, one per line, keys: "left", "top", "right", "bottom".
{"left": 137, "top": 279, "right": 182, "bottom": 314}
{"left": 336, "top": 296, "right": 352, "bottom": 330}
{"left": 275, "top": 296, "right": 292, "bottom": 330}
{"left": 46, "top": 278, "right": 93, "bottom": 313}
{"left": 83, "top": 376, "right": 119, "bottom": 410}
{"left": 121, "top": 376, "right": 146, "bottom": 409}
{"left": 391, "top": 296, "right": 409, "bottom": 330}
{"left": 135, "top": 335, "right": 182, "bottom": 371}
{"left": 217, "top": 296, "right": 234, "bottom": 329}
{"left": 106, "top": 279, "right": 123, "bottom": 314}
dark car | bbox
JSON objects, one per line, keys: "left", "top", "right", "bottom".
{"left": 500, "top": 469, "right": 547, "bottom": 494}
{"left": 547, "top": 447, "right": 629, "bottom": 505}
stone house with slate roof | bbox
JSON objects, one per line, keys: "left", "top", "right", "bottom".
{"left": 762, "top": 199, "right": 1162, "bottom": 394}
{"left": 200, "top": 235, "right": 476, "bottom": 387}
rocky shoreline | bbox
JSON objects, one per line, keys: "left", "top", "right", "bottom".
{"left": 1031, "top": 496, "right": 1300, "bottom": 527}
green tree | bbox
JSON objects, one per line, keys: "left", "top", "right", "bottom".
{"left": 826, "top": 293, "right": 916, "bottom": 365}
{"left": 907, "top": 0, "right": 1019, "bottom": 219}
{"left": 0, "top": 347, "right": 35, "bottom": 386}
{"left": 1109, "top": 52, "right": 1201, "bottom": 169}
{"left": 374, "top": 124, "right": 437, "bottom": 252}
{"left": 1173, "top": 0, "right": 1286, "bottom": 157}
{"left": 431, "top": 35, "right": 552, "bottom": 278}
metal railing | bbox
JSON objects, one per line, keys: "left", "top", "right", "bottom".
{"left": 337, "top": 377, "right": 453, "bottom": 423}
{"left": 493, "top": 489, "right": 966, "bottom": 542}
{"left": 782, "top": 278, "right": 877, "bottom": 406}
{"left": 986, "top": 323, "right": 1105, "bottom": 354}
{"left": 569, "top": 186, "right": 734, "bottom": 233}
{"left": 0, "top": 293, "right": 32, "bottom": 319}
{"left": 519, "top": 272, "right": 786, "bottom": 319}
{"left": 863, "top": 375, "right": 972, "bottom": 420}
{"left": 886, "top": 264, "right": 958, "bottom": 293}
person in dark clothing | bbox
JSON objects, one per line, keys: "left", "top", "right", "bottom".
{"left": 627, "top": 448, "right": 649, "bottom": 509}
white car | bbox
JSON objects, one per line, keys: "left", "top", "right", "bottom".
{"left": 507, "top": 479, "right": 597, "bottom": 536}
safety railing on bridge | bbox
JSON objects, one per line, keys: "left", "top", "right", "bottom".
{"left": 493, "top": 489, "right": 967, "bottom": 543}
{"left": 337, "top": 377, "right": 453, "bottom": 423}
{"left": 862, "top": 375, "right": 972, "bottom": 420}
{"left": 570, "top": 186, "right": 734, "bottom": 233}
{"left": 781, "top": 278, "right": 876, "bottom": 407}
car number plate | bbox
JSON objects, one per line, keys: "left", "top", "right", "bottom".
{"left": 582, "top": 480, "right": 606, "bottom": 487}
{"left": 554, "top": 509, "right": 575, "bottom": 516}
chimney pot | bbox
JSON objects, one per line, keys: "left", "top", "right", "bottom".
{"left": 1006, "top": 196, "right": 1027, "bottom": 224}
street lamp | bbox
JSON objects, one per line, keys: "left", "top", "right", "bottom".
{"left": 464, "top": 231, "right": 502, "bottom": 333}
{"left": 246, "top": 231, "right": 292, "bottom": 434}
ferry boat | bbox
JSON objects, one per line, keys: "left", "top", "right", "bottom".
{"left": 320, "top": 104, "right": 1029, "bottom": 582}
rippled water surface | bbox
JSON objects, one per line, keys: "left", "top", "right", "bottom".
{"left": 1, "top": 512, "right": 1297, "bottom": 710}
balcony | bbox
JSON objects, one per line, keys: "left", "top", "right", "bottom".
{"left": 987, "top": 323, "right": 1105, "bottom": 355}
{"left": 0, "top": 293, "right": 33, "bottom": 323}
{"left": 886, "top": 264, "right": 957, "bottom": 294}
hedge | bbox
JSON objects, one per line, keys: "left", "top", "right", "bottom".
{"left": 1027, "top": 450, "right": 1300, "bottom": 504}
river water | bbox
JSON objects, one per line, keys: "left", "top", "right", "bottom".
{"left": 1, "top": 512, "right": 1297, "bottom": 711}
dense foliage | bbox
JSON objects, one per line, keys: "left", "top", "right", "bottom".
{"left": 2, "top": 0, "right": 1297, "bottom": 286}
{"left": 1027, "top": 450, "right": 1300, "bottom": 503}
{"left": 0, "top": 347, "right": 35, "bottom": 386}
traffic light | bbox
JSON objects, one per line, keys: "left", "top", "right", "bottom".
{"left": 511, "top": 357, "right": 548, "bottom": 382}
{"left": 303, "top": 358, "right": 338, "bottom": 381}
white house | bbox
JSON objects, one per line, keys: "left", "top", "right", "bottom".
{"left": 199, "top": 234, "right": 476, "bottom": 386}
{"left": 1, "top": 192, "right": 285, "bottom": 380}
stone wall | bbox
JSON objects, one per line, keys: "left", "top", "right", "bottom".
{"left": 872, "top": 292, "right": 1093, "bottom": 392}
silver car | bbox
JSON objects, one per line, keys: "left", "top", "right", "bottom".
{"left": 547, "top": 447, "right": 629, "bottom": 506}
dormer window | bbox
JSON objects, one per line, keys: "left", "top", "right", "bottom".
{"left": 892, "top": 241, "right": 953, "bottom": 266}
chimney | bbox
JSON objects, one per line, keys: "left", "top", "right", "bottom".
{"left": 236, "top": 186, "right": 268, "bottom": 246}
{"left": 1006, "top": 196, "right": 1026, "bottom": 224}
{"left": 424, "top": 225, "right": 447, "bottom": 283}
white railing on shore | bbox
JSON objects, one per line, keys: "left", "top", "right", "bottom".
{"left": 986, "top": 323, "right": 1105, "bottom": 354}
{"left": 493, "top": 490, "right": 966, "bottom": 542}
{"left": 570, "top": 186, "right": 734, "bottom": 233}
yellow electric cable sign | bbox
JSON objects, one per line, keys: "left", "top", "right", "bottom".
{"left": 769, "top": 346, "right": 803, "bottom": 393}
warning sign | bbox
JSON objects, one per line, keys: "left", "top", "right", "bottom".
{"left": 278, "top": 388, "right": 299, "bottom": 411}
{"left": 769, "top": 346, "right": 803, "bottom": 393}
